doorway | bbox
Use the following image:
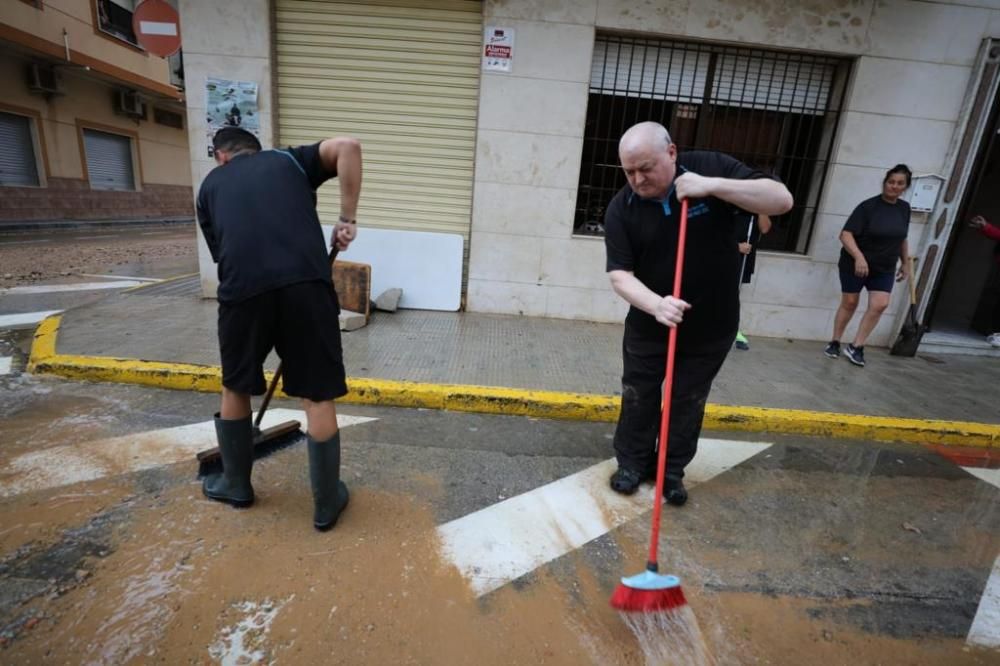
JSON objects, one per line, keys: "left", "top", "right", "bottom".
{"left": 928, "top": 87, "right": 1000, "bottom": 346}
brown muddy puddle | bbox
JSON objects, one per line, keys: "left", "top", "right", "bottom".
{"left": 2, "top": 459, "right": 995, "bottom": 666}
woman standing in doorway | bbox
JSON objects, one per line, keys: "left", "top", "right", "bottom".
{"left": 824, "top": 164, "right": 913, "bottom": 367}
{"left": 968, "top": 214, "right": 1000, "bottom": 346}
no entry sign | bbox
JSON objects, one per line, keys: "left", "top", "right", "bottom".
{"left": 132, "top": 0, "right": 182, "bottom": 58}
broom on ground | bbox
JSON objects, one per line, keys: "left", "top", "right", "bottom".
{"left": 889, "top": 257, "right": 924, "bottom": 357}
{"left": 610, "top": 198, "right": 690, "bottom": 615}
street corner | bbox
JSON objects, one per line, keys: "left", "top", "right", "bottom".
{"left": 1, "top": 379, "right": 999, "bottom": 664}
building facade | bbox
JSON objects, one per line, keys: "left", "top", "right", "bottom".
{"left": 180, "top": 0, "right": 1000, "bottom": 351}
{"left": 0, "top": 0, "right": 192, "bottom": 224}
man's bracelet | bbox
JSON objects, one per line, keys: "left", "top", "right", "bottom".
{"left": 338, "top": 215, "right": 356, "bottom": 224}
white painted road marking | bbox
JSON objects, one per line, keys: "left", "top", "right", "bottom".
{"left": 79, "top": 273, "right": 161, "bottom": 283}
{"left": 0, "top": 310, "right": 63, "bottom": 329}
{"left": 0, "top": 357, "right": 11, "bottom": 375}
{"left": 968, "top": 555, "right": 1000, "bottom": 648}
{"left": 1, "top": 281, "right": 145, "bottom": 295}
{"left": 0, "top": 409, "right": 377, "bottom": 498}
{"left": 437, "top": 438, "right": 771, "bottom": 597}
{"left": 963, "top": 466, "right": 1000, "bottom": 647}
{"left": 963, "top": 467, "right": 1000, "bottom": 491}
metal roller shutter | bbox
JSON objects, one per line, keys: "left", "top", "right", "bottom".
{"left": 83, "top": 128, "right": 135, "bottom": 191}
{"left": 0, "top": 112, "right": 40, "bottom": 187}
{"left": 274, "top": 0, "right": 482, "bottom": 239}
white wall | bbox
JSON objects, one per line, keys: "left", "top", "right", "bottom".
{"left": 178, "top": 0, "right": 273, "bottom": 297}
{"left": 468, "top": 0, "right": 999, "bottom": 345}
{"left": 467, "top": 3, "right": 627, "bottom": 320}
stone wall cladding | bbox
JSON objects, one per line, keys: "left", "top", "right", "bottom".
{"left": 0, "top": 178, "right": 193, "bottom": 223}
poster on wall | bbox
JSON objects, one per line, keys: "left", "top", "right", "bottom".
{"left": 205, "top": 77, "right": 260, "bottom": 158}
{"left": 482, "top": 26, "right": 514, "bottom": 72}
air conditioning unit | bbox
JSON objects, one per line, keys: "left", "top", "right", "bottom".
{"left": 27, "top": 63, "right": 63, "bottom": 96}
{"left": 116, "top": 90, "right": 143, "bottom": 117}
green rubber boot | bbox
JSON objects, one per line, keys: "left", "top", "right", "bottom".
{"left": 308, "top": 432, "right": 350, "bottom": 531}
{"left": 202, "top": 414, "right": 255, "bottom": 508}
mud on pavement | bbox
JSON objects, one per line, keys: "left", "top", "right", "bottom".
{"left": 0, "top": 377, "right": 999, "bottom": 664}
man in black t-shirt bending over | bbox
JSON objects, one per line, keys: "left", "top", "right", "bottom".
{"left": 604, "top": 122, "right": 793, "bottom": 505}
{"left": 197, "top": 127, "right": 361, "bottom": 531}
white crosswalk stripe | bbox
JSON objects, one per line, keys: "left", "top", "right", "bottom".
{"left": 969, "top": 555, "right": 1000, "bottom": 648}
{"left": 0, "top": 310, "right": 63, "bottom": 329}
{"left": 0, "top": 409, "right": 376, "bottom": 498}
{"left": 963, "top": 466, "right": 1000, "bottom": 491}
{"left": 438, "top": 438, "right": 772, "bottom": 597}
{"left": 1, "top": 281, "right": 145, "bottom": 295}
{"left": 963, "top": 465, "right": 1000, "bottom": 647}
{"left": 78, "top": 273, "right": 161, "bottom": 283}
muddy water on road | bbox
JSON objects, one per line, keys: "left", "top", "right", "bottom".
{"left": 1, "top": 386, "right": 998, "bottom": 664}
{"left": 4, "top": 474, "right": 643, "bottom": 664}
{"left": 2, "top": 462, "right": 995, "bottom": 665}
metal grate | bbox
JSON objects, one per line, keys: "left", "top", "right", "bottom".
{"left": 575, "top": 34, "right": 852, "bottom": 253}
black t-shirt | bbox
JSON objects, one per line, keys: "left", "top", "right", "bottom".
{"left": 839, "top": 195, "right": 910, "bottom": 274}
{"left": 604, "top": 150, "right": 773, "bottom": 352}
{"left": 197, "top": 143, "right": 336, "bottom": 303}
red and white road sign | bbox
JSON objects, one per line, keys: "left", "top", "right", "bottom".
{"left": 132, "top": 0, "right": 182, "bottom": 58}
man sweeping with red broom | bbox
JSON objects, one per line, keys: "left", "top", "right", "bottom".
{"left": 603, "top": 122, "right": 792, "bottom": 623}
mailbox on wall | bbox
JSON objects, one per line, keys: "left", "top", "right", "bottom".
{"left": 907, "top": 174, "right": 946, "bottom": 212}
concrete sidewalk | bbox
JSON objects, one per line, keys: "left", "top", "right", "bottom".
{"left": 26, "top": 275, "right": 1000, "bottom": 446}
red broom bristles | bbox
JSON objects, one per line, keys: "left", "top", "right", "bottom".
{"left": 610, "top": 584, "right": 687, "bottom": 613}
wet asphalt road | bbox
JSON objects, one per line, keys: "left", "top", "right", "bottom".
{"left": 0, "top": 329, "right": 998, "bottom": 664}
{"left": 0, "top": 223, "right": 197, "bottom": 284}
{"left": 0, "top": 223, "right": 198, "bottom": 323}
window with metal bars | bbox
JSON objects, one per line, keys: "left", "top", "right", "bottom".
{"left": 575, "top": 35, "right": 852, "bottom": 253}
{"left": 96, "top": 0, "right": 139, "bottom": 47}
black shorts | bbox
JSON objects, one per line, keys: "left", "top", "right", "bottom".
{"left": 839, "top": 264, "right": 895, "bottom": 294}
{"left": 218, "top": 280, "right": 347, "bottom": 401}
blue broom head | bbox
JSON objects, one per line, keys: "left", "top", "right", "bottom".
{"left": 621, "top": 570, "right": 680, "bottom": 590}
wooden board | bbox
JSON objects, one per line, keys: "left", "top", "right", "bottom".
{"left": 333, "top": 260, "right": 371, "bottom": 320}
{"left": 322, "top": 226, "right": 463, "bottom": 311}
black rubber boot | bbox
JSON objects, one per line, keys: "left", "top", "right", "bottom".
{"left": 202, "top": 414, "right": 255, "bottom": 508}
{"left": 663, "top": 475, "right": 688, "bottom": 506}
{"left": 609, "top": 467, "right": 644, "bottom": 495}
{"left": 308, "top": 432, "right": 350, "bottom": 531}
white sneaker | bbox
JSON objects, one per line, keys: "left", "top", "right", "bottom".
{"left": 988, "top": 332, "right": 1000, "bottom": 348}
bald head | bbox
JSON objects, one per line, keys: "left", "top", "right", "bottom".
{"left": 619, "top": 121, "right": 673, "bottom": 158}
{"left": 618, "top": 122, "right": 677, "bottom": 200}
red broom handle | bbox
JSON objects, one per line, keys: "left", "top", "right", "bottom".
{"left": 647, "top": 198, "right": 689, "bottom": 570}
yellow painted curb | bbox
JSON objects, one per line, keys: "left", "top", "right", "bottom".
{"left": 702, "top": 405, "right": 999, "bottom": 449}
{"left": 344, "top": 378, "right": 621, "bottom": 422}
{"left": 28, "top": 314, "right": 1000, "bottom": 449}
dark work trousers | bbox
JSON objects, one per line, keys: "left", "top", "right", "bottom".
{"left": 613, "top": 332, "right": 731, "bottom": 480}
